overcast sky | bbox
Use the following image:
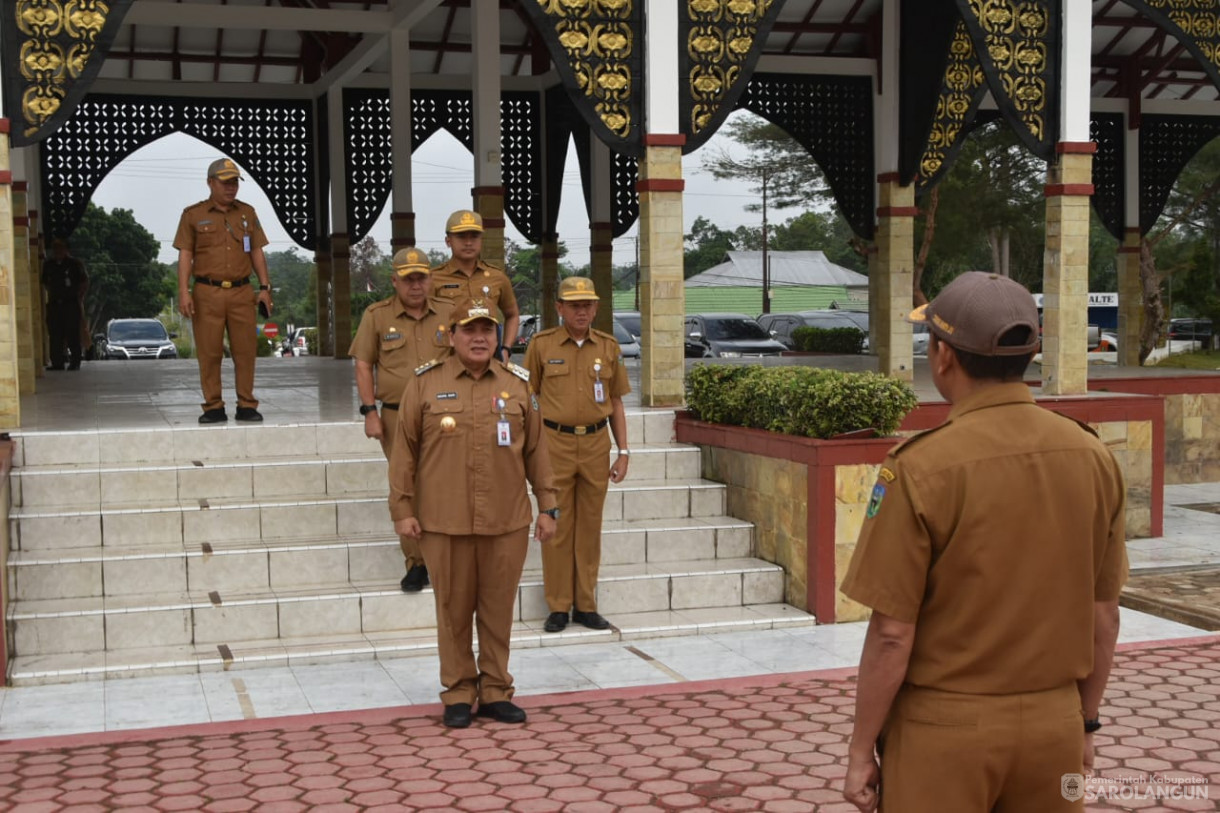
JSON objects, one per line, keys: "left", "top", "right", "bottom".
{"left": 78, "top": 120, "right": 765, "bottom": 269}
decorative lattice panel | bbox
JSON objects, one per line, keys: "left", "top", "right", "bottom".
{"left": 519, "top": 0, "right": 643, "bottom": 156}
{"left": 1, "top": 0, "right": 132, "bottom": 146}
{"left": 1130, "top": 1, "right": 1220, "bottom": 94}
{"left": 955, "top": 0, "right": 1059, "bottom": 162}
{"left": 344, "top": 88, "right": 392, "bottom": 245}
{"left": 679, "top": 0, "right": 784, "bottom": 153}
{"left": 1090, "top": 113, "right": 1126, "bottom": 240}
{"left": 1138, "top": 114, "right": 1220, "bottom": 234}
{"left": 740, "top": 74, "right": 876, "bottom": 239}
{"left": 39, "top": 94, "right": 317, "bottom": 247}
{"left": 502, "top": 91, "right": 544, "bottom": 245}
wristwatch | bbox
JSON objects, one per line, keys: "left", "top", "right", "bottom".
{"left": 540, "top": 508, "right": 560, "bottom": 520}
{"left": 359, "top": 404, "right": 378, "bottom": 416}
{"left": 1084, "top": 717, "right": 1102, "bottom": 734}
{"left": 618, "top": 449, "right": 631, "bottom": 456}
{"left": 259, "top": 284, "right": 271, "bottom": 292}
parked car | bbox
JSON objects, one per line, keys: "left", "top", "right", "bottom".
{"left": 615, "top": 310, "right": 641, "bottom": 341}
{"left": 758, "top": 310, "right": 869, "bottom": 351}
{"left": 911, "top": 322, "right": 930, "bottom": 355}
{"left": 683, "top": 313, "right": 788, "bottom": 358}
{"left": 614, "top": 318, "right": 640, "bottom": 358}
{"left": 1168, "top": 318, "right": 1213, "bottom": 342}
{"left": 510, "top": 314, "right": 539, "bottom": 354}
{"left": 96, "top": 318, "right": 178, "bottom": 360}
{"left": 289, "top": 327, "right": 315, "bottom": 356}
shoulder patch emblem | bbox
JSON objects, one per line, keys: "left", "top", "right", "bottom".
{"left": 866, "top": 482, "right": 886, "bottom": 518}
{"left": 414, "top": 358, "right": 442, "bottom": 376}
{"left": 502, "top": 361, "right": 530, "bottom": 382}
{"left": 878, "top": 466, "right": 896, "bottom": 483}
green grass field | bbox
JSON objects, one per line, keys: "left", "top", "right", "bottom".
{"left": 1153, "top": 350, "right": 1220, "bottom": 370}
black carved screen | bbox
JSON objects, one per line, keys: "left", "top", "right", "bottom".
{"left": 1138, "top": 114, "right": 1220, "bottom": 234}
{"left": 740, "top": 74, "right": 875, "bottom": 239}
{"left": 344, "top": 88, "right": 392, "bottom": 245}
{"left": 502, "top": 91, "right": 544, "bottom": 245}
{"left": 563, "top": 83, "right": 640, "bottom": 241}
{"left": 1090, "top": 113, "right": 1125, "bottom": 240}
{"left": 39, "top": 94, "right": 316, "bottom": 246}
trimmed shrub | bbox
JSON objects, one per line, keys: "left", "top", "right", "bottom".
{"left": 792, "top": 326, "right": 866, "bottom": 354}
{"left": 686, "top": 364, "right": 918, "bottom": 438}
{"left": 172, "top": 339, "right": 193, "bottom": 359}
{"left": 256, "top": 336, "right": 276, "bottom": 357}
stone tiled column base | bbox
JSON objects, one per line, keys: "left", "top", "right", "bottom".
{"left": 472, "top": 187, "right": 505, "bottom": 269}
{"left": 29, "top": 212, "right": 44, "bottom": 375}
{"left": 390, "top": 212, "right": 415, "bottom": 251}
{"left": 13, "top": 182, "right": 34, "bottom": 394}
{"left": 330, "top": 233, "right": 351, "bottom": 358}
{"left": 0, "top": 119, "right": 21, "bottom": 426}
{"left": 874, "top": 175, "right": 914, "bottom": 382}
{"left": 1117, "top": 227, "right": 1143, "bottom": 367}
{"left": 1042, "top": 147, "right": 1094, "bottom": 395}
{"left": 591, "top": 221, "right": 614, "bottom": 334}
{"left": 314, "top": 244, "right": 333, "bottom": 358}
{"left": 638, "top": 138, "right": 686, "bottom": 407}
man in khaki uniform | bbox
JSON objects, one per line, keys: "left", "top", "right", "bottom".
{"left": 840, "top": 273, "right": 1128, "bottom": 813}
{"left": 174, "top": 157, "right": 273, "bottom": 424}
{"left": 430, "top": 210, "right": 520, "bottom": 361}
{"left": 351, "top": 247, "right": 450, "bottom": 592}
{"left": 523, "top": 276, "right": 631, "bottom": 633}
{"left": 389, "top": 298, "right": 558, "bottom": 729}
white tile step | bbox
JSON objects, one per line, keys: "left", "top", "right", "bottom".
{"left": 6, "top": 604, "right": 817, "bottom": 685}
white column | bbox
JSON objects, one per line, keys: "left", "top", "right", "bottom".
{"left": 390, "top": 27, "right": 414, "bottom": 215}
{"left": 471, "top": 0, "right": 502, "bottom": 189}
{"left": 327, "top": 90, "right": 348, "bottom": 236}
{"left": 644, "top": 0, "right": 679, "bottom": 135}
{"left": 1061, "top": 0, "right": 1093, "bottom": 143}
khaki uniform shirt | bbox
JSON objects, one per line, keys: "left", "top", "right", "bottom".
{"left": 388, "top": 355, "right": 558, "bottom": 535}
{"left": 173, "top": 199, "right": 269, "bottom": 282}
{"left": 841, "top": 382, "right": 1128, "bottom": 695}
{"left": 522, "top": 327, "right": 631, "bottom": 425}
{"left": 350, "top": 297, "right": 451, "bottom": 405}
{"left": 430, "top": 259, "right": 518, "bottom": 323}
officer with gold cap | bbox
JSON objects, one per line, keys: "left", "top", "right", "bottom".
{"left": 523, "top": 276, "right": 631, "bottom": 634}
{"left": 430, "top": 210, "right": 520, "bottom": 361}
{"left": 174, "top": 157, "right": 273, "bottom": 424}
{"left": 389, "top": 297, "right": 558, "bottom": 729}
{"left": 351, "top": 247, "right": 451, "bottom": 592}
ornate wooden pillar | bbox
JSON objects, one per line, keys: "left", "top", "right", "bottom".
{"left": 540, "top": 234, "right": 560, "bottom": 330}
{"left": 391, "top": 213, "right": 416, "bottom": 250}
{"left": 1116, "top": 227, "right": 1142, "bottom": 367}
{"left": 331, "top": 233, "right": 352, "bottom": 358}
{"left": 315, "top": 242, "right": 332, "bottom": 356}
{"left": 473, "top": 186, "right": 506, "bottom": 268}
{"left": 591, "top": 221, "right": 614, "bottom": 334}
{"left": 390, "top": 27, "right": 416, "bottom": 252}
{"left": 0, "top": 119, "right": 21, "bottom": 426}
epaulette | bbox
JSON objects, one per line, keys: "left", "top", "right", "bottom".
{"left": 365, "top": 297, "right": 391, "bottom": 313}
{"left": 532, "top": 326, "right": 560, "bottom": 339}
{"left": 888, "top": 422, "right": 951, "bottom": 456}
{"left": 501, "top": 361, "right": 530, "bottom": 382}
{"left": 184, "top": 199, "right": 208, "bottom": 213}
{"left": 478, "top": 260, "right": 504, "bottom": 271}
{"left": 591, "top": 327, "right": 615, "bottom": 342}
{"left": 1053, "top": 411, "right": 1100, "bottom": 438}
{"left": 414, "top": 358, "right": 443, "bottom": 376}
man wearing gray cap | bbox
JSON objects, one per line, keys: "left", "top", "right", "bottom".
{"left": 840, "top": 273, "right": 1128, "bottom": 813}
{"left": 174, "top": 157, "right": 273, "bottom": 424}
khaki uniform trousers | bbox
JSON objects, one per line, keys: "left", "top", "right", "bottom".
{"left": 879, "top": 682, "right": 1084, "bottom": 813}
{"left": 420, "top": 528, "right": 529, "bottom": 706}
{"left": 542, "top": 426, "right": 611, "bottom": 614}
{"left": 191, "top": 283, "right": 259, "bottom": 411}
{"left": 376, "top": 406, "right": 423, "bottom": 570}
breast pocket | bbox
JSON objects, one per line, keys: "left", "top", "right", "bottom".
{"left": 435, "top": 285, "right": 465, "bottom": 301}
{"left": 543, "top": 363, "right": 571, "bottom": 381}
{"left": 380, "top": 333, "right": 407, "bottom": 355}
{"left": 423, "top": 399, "right": 466, "bottom": 441}
{"left": 194, "top": 222, "right": 223, "bottom": 249}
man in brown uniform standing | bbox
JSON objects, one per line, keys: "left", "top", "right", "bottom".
{"left": 430, "top": 210, "right": 520, "bottom": 361}
{"left": 840, "top": 272, "right": 1128, "bottom": 813}
{"left": 351, "top": 247, "right": 450, "bottom": 592}
{"left": 175, "top": 157, "right": 273, "bottom": 424}
{"left": 524, "top": 277, "right": 631, "bottom": 633}
{"left": 389, "top": 298, "right": 558, "bottom": 728}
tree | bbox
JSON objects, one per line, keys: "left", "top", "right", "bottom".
{"left": 350, "top": 235, "right": 391, "bottom": 296}
{"left": 684, "top": 216, "right": 737, "bottom": 277}
{"left": 68, "top": 203, "right": 171, "bottom": 336}
{"left": 264, "top": 248, "right": 316, "bottom": 330}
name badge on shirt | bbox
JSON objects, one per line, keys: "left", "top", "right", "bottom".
{"left": 497, "top": 420, "right": 512, "bottom": 446}
{"left": 436, "top": 392, "right": 458, "bottom": 400}
{"left": 243, "top": 235, "right": 252, "bottom": 252}
{"left": 593, "top": 360, "right": 605, "bottom": 403}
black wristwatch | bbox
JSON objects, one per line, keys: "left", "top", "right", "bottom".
{"left": 359, "top": 404, "right": 378, "bottom": 416}
{"left": 259, "top": 284, "right": 271, "bottom": 292}
{"left": 540, "top": 508, "right": 559, "bottom": 520}
{"left": 1084, "top": 717, "right": 1102, "bottom": 734}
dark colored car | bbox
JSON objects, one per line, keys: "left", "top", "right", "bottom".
{"left": 1168, "top": 318, "right": 1213, "bottom": 341}
{"left": 615, "top": 311, "right": 641, "bottom": 341}
{"left": 509, "top": 314, "right": 539, "bottom": 354}
{"left": 97, "top": 318, "right": 178, "bottom": 360}
{"left": 757, "top": 310, "right": 870, "bottom": 351}
{"left": 683, "top": 313, "right": 789, "bottom": 358}
{"left": 613, "top": 319, "right": 641, "bottom": 358}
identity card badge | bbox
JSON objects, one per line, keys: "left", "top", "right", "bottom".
{"left": 593, "top": 360, "right": 606, "bottom": 403}
{"left": 496, "top": 394, "right": 511, "bottom": 446}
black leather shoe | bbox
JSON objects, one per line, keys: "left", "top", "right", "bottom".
{"left": 235, "top": 407, "right": 263, "bottom": 422}
{"left": 198, "top": 408, "right": 228, "bottom": 424}
{"left": 477, "top": 701, "right": 526, "bottom": 724}
{"left": 543, "top": 611, "right": 568, "bottom": 633}
{"left": 572, "top": 610, "right": 611, "bottom": 630}
{"left": 400, "top": 565, "right": 428, "bottom": 593}
{"left": 442, "top": 703, "right": 472, "bottom": 728}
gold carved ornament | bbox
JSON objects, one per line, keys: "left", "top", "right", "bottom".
{"left": 1141, "top": 1, "right": 1220, "bottom": 73}
{"left": 965, "top": 0, "right": 1049, "bottom": 145}
{"left": 919, "top": 20, "right": 987, "bottom": 186}
{"left": 15, "top": 0, "right": 110, "bottom": 138}
{"left": 687, "top": 0, "right": 774, "bottom": 136}
{"left": 541, "top": 0, "right": 636, "bottom": 140}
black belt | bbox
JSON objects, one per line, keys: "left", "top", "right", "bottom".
{"left": 543, "top": 417, "right": 608, "bottom": 436}
{"left": 380, "top": 403, "right": 398, "bottom": 411}
{"left": 194, "top": 276, "right": 251, "bottom": 288}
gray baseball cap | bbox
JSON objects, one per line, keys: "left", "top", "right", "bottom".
{"left": 909, "top": 272, "right": 1040, "bottom": 356}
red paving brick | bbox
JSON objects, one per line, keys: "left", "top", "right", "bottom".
{"left": 1, "top": 636, "right": 1219, "bottom": 811}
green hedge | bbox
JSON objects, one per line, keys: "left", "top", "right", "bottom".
{"left": 686, "top": 364, "right": 918, "bottom": 438}
{"left": 791, "top": 326, "right": 866, "bottom": 354}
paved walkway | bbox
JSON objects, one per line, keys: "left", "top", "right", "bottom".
{"left": 1, "top": 635, "right": 1217, "bottom": 812}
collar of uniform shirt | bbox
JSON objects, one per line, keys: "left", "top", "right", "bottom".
{"left": 946, "top": 380, "right": 1035, "bottom": 420}
{"left": 561, "top": 329, "right": 602, "bottom": 345}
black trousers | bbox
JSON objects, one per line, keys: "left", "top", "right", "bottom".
{"left": 47, "top": 297, "right": 83, "bottom": 368}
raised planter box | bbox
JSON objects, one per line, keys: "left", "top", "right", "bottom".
{"left": 676, "top": 390, "right": 1164, "bottom": 625}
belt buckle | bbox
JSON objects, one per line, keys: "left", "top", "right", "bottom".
{"left": 574, "top": 425, "right": 587, "bottom": 436}
{"left": 221, "top": 280, "right": 232, "bottom": 288}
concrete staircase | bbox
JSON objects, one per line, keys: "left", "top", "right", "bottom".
{"left": 5, "top": 410, "right": 813, "bottom": 686}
